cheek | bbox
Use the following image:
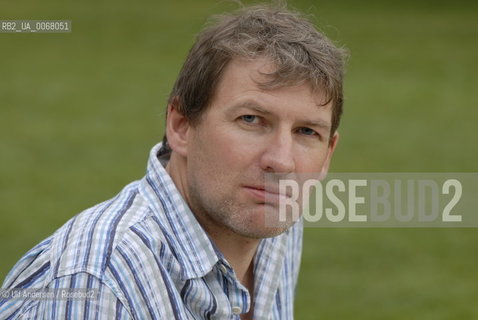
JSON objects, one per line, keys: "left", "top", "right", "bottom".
{"left": 198, "top": 125, "right": 259, "bottom": 170}
{"left": 295, "top": 147, "right": 331, "bottom": 172}
{"left": 187, "top": 130, "right": 238, "bottom": 186}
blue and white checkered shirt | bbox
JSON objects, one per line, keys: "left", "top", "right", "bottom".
{"left": 0, "top": 143, "right": 303, "bottom": 319}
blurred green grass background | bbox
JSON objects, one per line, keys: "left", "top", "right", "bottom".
{"left": 1, "top": 0, "right": 477, "bottom": 318}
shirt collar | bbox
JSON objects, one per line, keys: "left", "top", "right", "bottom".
{"left": 139, "top": 143, "right": 220, "bottom": 280}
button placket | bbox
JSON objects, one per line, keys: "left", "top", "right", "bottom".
{"left": 219, "top": 264, "right": 228, "bottom": 274}
{"left": 231, "top": 306, "right": 242, "bottom": 315}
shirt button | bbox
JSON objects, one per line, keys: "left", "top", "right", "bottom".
{"left": 231, "top": 306, "right": 242, "bottom": 315}
{"left": 219, "top": 264, "right": 228, "bottom": 274}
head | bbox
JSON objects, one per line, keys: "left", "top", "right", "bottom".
{"left": 164, "top": 4, "right": 346, "bottom": 239}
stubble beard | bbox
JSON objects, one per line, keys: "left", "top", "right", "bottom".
{"left": 187, "top": 177, "right": 293, "bottom": 239}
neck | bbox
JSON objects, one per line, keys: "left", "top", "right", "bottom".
{"left": 165, "top": 152, "right": 259, "bottom": 288}
{"left": 210, "top": 226, "right": 259, "bottom": 285}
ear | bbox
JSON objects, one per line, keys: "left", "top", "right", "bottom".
{"left": 165, "top": 97, "right": 190, "bottom": 157}
{"left": 319, "top": 131, "right": 339, "bottom": 179}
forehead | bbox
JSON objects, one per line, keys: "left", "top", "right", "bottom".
{"left": 210, "top": 57, "right": 331, "bottom": 113}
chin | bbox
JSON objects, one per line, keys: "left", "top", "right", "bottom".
{"left": 231, "top": 222, "right": 292, "bottom": 239}
{"left": 234, "top": 205, "right": 296, "bottom": 238}
{"left": 250, "top": 227, "right": 291, "bottom": 239}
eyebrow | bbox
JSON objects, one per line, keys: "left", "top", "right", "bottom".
{"left": 234, "top": 102, "right": 332, "bottom": 130}
{"left": 302, "top": 119, "right": 331, "bottom": 130}
{"left": 235, "top": 102, "right": 272, "bottom": 115}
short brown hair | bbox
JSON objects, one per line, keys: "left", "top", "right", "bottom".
{"left": 161, "top": 3, "right": 346, "bottom": 152}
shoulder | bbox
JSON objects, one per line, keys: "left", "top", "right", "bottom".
{"left": 53, "top": 181, "right": 157, "bottom": 279}
{"left": 2, "top": 180, "right": 183, "bottom": 319}
{"left": 1, "top": 272, "right": 132, "bottom": 320}
{"left": 2, "top": 180, "right": 161, "bottom": 288}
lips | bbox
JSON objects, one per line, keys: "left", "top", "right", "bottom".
{"left": 243, "top": 185, "right": 291, "bottom": 203}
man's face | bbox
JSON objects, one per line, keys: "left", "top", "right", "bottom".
{"left": 181, "top": 58, "right": 338, "bottom": 239}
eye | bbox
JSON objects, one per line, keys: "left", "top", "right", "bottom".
{"left": 240, "top": 115, "right": 259, "bottom": 124}
{"left": 297, "top": 127, "right": 319, "bottom": 137}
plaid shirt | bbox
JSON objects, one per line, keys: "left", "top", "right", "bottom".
{"left": 0, "top": 143, "right": 303, "bottom": 319}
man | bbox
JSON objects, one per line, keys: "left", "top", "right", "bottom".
{"left": 1, "top": 3, "right": 345, "bottom": 319}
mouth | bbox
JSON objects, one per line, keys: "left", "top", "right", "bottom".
{"left": 243, "top": 185, "right": 292, "bottom": 203}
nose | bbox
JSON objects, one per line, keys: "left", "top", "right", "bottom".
{"left": 259, "top": 128, "right": 296, "bottom": 173}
